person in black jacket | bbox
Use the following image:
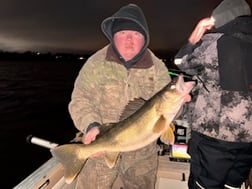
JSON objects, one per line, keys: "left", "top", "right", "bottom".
{"left": 174, "top": 0, "right": 252, "bottom": 188}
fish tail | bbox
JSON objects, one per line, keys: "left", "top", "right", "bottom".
{"left": 50, "top": 144, "right": 88, "bottom": 184}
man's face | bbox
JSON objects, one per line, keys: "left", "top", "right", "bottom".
{"left": 113, "top": 30, "right": 145, "bottom": 61}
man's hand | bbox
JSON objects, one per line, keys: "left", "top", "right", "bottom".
{"left": 83, "top": 127, "right": 100, "bottom": 144}
{"left": 82, "top": 127, "right": 105, "bottom": 157}
{"left": 189, "top": 17, "right": 215, "bottom": 44}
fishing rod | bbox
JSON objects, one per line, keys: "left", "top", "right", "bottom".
{"left": 168, "top": 68, "right": 194, "bottom": 79}
{"left": 169, "top": 69, "right": 209, "bottom": 93}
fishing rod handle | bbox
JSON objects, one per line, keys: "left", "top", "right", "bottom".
{"left": 26, "top": 135, "right": 59, "bottom": 149}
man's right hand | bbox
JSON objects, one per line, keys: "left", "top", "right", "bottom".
{"left": 83, "top": 126, "right": 100, "bottom": 144}
{"left": 82, "top": 127, "right": 105, "bottom": 157}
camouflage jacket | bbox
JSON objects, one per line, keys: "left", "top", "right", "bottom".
{"left": 175, "top": 30, "right": 252, "bottom": 142}
{"left": 68, "top": 45, "right": 171, "bottom": 134}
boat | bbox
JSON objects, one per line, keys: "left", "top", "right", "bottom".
{"left": 13, "top": 156, "right": 76, "bottom": 189}
{"left": 14, "top": 136, "right": 251, "bottom": 189}
{"left": 13, "top": 136, "right": 76, "bottom": 189}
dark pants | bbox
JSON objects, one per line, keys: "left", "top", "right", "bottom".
{"left": 188, "top": 131, "right": 252, "bottom": 189}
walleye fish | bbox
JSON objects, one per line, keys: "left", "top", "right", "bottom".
{"left": 51, "top": 75, "right": 195, "bottom": 184}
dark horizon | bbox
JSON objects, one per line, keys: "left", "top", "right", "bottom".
{"left": 0, "top": 49, "right": 178, "bottom": 62}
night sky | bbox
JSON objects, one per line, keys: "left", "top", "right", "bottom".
{"left": 0, "top": 0, "right": 251, "bottom": 54}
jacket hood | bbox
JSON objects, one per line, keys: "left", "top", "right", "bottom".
{"left": 101, "top": 4, "right": 150, "bottom": 68}
{"left": 211, "top": 0, "right": 251, "bottom": 28}
{"left": 212, "top": 15, "right": 252, "bottom": 35}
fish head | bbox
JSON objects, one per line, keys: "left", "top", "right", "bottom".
{"left": 160, "top": 74, "right": 196, "bottom": 118}
{"left": 174, "top": 74, "right": 195, "bottom": 97}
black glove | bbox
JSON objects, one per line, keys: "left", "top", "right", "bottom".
{"left": 86, "top": 122, "right": 101, "bottom": 133}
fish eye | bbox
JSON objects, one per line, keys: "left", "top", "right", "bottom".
{"left": 170, "top": 85, "right": 176, "bottom": 89}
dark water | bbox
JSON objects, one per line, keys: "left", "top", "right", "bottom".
{"left": 0, "top": 60, "right": 83, "bottom": 188}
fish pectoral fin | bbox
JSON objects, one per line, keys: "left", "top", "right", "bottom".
{"left": 104, "top": 152, "right": 120, "bottom": 168}
{"left": 152, "top": 115, "right": 167, "bottom": 133}
{"left": 160, "top": 123, "right": 175, "bottom": 145}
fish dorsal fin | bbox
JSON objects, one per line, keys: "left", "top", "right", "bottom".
{"left": 104, "top": 152, "right": 120, "bottom": 168}
{"left": 98, "top": 98, "right": 145, "bottom": 136}
{"left": 160, "top": 123, "right": 175, "bottom": 145}
{"left": 119, "top": 98, "right": 146, "bottom": 121}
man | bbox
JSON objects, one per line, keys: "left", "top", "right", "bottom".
{"left": 174, "top": 0, "right": 252, "bottom": 188}
{"left": 68, "top": 4, "right": 171, "bottom": 189}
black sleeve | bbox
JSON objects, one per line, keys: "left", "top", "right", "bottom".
{"left": 174, "top": 42, "right": 196, "bottom": 59}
